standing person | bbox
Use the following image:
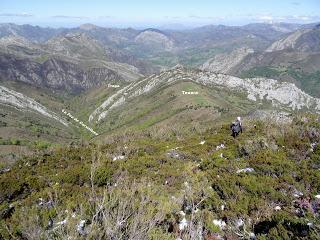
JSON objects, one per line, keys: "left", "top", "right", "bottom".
{"left": 230, "top": 116, "right": 242, "bottom": 138}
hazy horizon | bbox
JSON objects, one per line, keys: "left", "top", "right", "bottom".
{"left": 1, "top": 0, "right": 319, "bottom": 29}
{"left": 1, "top": 20, "right": 319, "bottom": 31}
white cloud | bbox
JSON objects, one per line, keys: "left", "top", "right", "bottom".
{"left": 51, "top": 15, "right": 88, "bottom": 20}
{"left": 257, "top": 15, "right": 274, "bottom": 21}
{"left": 98, "top": 15, "right": 113, "bottom": 19}
{"left": 281, "top": 15, "right": 320, "bottom": 22}
{"left": 188, "top": 15, "right": 225, "bottom": 20}
{"left": 250, "top": 14, "right": 320, "bottom": 23}
{"left": 0, "top": 12, "right": 33, "bottom": 17}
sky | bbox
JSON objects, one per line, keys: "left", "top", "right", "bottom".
{"left": 0, "top": 0, "right": 319, "bottom": 28}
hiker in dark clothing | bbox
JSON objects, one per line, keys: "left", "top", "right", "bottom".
{"left": 230, "top": 116, "right": 242, "bottom": 138}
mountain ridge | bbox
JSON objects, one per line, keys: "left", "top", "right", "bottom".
{"left": 87, "top": 66, "right": 320, "bottom": 137}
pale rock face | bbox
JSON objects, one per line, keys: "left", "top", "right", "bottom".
{"left": 236, "top": 168, "right": 255, "bottom": 174}
{"left": 274, "top": 206, "right": 281, "bottom": 211}
{"left": 0, "top": 85, "right": 68, "bottom": 126}
{"left": 293, "top": 190, "right": 304, "bottom": 198}
{"left": 89, "top": 66, "right": 320, "bottom": 122}
{"left": 179, "top": 217, "right": 188, "bottom": 230}
{"left": 0, "top": 35, "right": 33, "bottom": 47}
{"left": 270, "top": 23, "right": 300, "bottom": 33}
{"left": 236, "top": 219, "right": 244, "bottom": 228}
{"left": 212, "top": 219, "right": 226, "bottom": 230}
{"left": 113, "top": 155, "right": 125, "bottom": 161}
{"left": 89, "top": 83, "right": 133, "bottom": 122}
{"left": 216, "top": 144, "right": 225, "bottom": 150}
{"left": 197, "top": 72, "right": 320, "bottom": 112}
{"left": 56, "top": 219, "right": 67, "bottom": 226}
{"left": 76, "top": 219, "right": 86, "bottom": 235}
{"left": 266, "top": 29, "right": 310, "bottom": 52}
{"left": 201, "top": 47, "right": 254, "bottom": 73}
{"left": 88, "top": 73, "right": 160, "bottom": 122}
{"left": 98, "top": 96, "right": 126, "bottom": 121}
{"left": 135, "top": 30, "right": 174, "bottom": 51}
{"left": 45, "top": 32, "right": 105, "bottom": 59}
{"left": 178, "top": 211, "right": 186, "bottom": 216}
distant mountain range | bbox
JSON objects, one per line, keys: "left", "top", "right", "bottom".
{"left": 0, "top": 21, "right": 320, "bottom": 155}
{"left": 2, "top": 22, "right": 320, "bottom": 240}
{"left": 0, "top": 22, "right": 318, "bottom": 92}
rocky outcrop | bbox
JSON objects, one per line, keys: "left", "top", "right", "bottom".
{"left": 44, "top": 32, "right": 107, "bottom": 59}
{"left": 0, "top": 30, "right": 153, "bottom": 86}
{"left": 135, "top": 29, "right": 174, "bottom": 51}
{"left": 89, "top": 66, "right": 320, "bottom": 122}
{"left": 0, "top": 35, "right": 33, "bottom": 47}
{"left": 201, "top": 47, "right": 254, "bottom": 73}
{"left": 0, "top": 85, "right": 68, "bottom": 126}
{"left": 104, "top": 47, "right": 160, "bottom": 75}
{"left": 266, "top": 28, "right": 320, "bottom": 52}
{"left": 0, "top": 23, "right": 63, "bottom": 42}
{"left": 200, "top": 45, "right": 320, "bottom": 99}
{"left": 0, "top": 53, "right": 126, "bottom": 92}
{"left": 197, "top": 70, "right": 320, "bottom": 111}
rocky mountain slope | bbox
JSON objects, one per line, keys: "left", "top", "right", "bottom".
{"left": 0, "top": 23, "right": 65, "bottom": 42}
{"left": 0, "top": 31, "right": 147, "bottom": 92}
{"left": 1, "top": 22, "right": 320, "bottom": 240}
{"left": 266, "top": 26, "right": 320, "bottom": 52}
{"left": 241, "top": 22, "right": 301, "bottom": 37}
{"left": 201, "top": 47, "right": 254, "bottom": 73}
{"left": 202, "top": 26, "right": 320, "bottom": 97}
{"left": 91, "top": 66, "right": 320, "bottom": 120}
{"left": 134, "top": 29, "right": 175, "bottom": 51}
{"left": 84, "top": 66, "right": 320, "bottom": 139}
{"left": 1, "top": 22, "right": 319, "bottom": 139}
{"left": 44, "top": 32, "right": 108, "bottom": 59}
{"left": 0, "top": 22, "right": 300, "bottom": 71}
{"left": 0, "top": 85, "right": 68, "bottom": 126}
{"left": 0, "top": 53, "right": 130, "bottom": 92}
{"left": 1, "top": 23, "right": 319, "bottom": 141}
{"left": 0, "top": 81, "right": 78, "bottom": 164}
{"left": 202, "top": 47, "right": 320, "bottom": 76}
